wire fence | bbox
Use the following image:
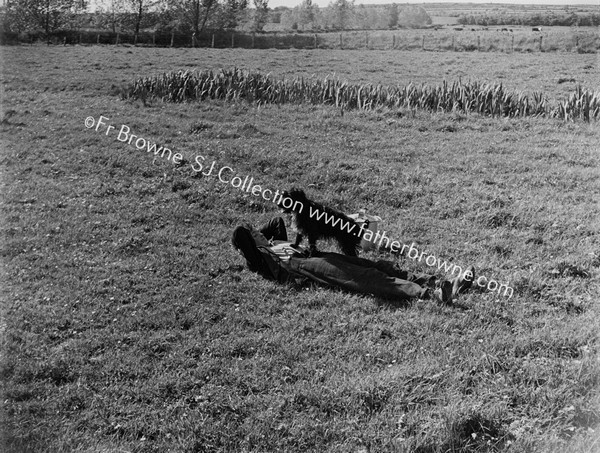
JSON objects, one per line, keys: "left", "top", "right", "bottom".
{"left": 2, "top": 30, "right": 316, "bottom": 48}
{"left": 1, "top": 29, "right": 597, "bottom": 53}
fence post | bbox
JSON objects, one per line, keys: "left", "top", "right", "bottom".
{"left": 421, "top": 35, "right": 425, "bottom": 50}
{"left": 211, "top": 34, "right": 215, "bottom": 48}
{"left": 116, "top": 33, "right": 119, "bottom": 45}
{"left": 134, "top": 33, "right": 138, "bottom": 45}
{"left": 192, "top": 32, "right": 196, "bottom": 47}
{"left": 97, "top": 34, "right": 100, "bottom": 44}
{"left": 170, "top": 30, "right": 174, "bottom": 47}
{"left": 231, "top": 32, "right": 234, "bottom": 48}
{"left": 477, "top": 35, "right": 480, "bottom": 51}
{"left": 340, "top": 33, "right": 343, "bottom": 49}
{"left": 539, "top": 36, "right": 543, "bottom": 52}
{"left": 314, "top": 33, "right": 317, "bottom": 49}
{"left": 511, "top": 34, "right": 514, "bottom": 52}
{"left": 365, "top": 32, "right": 368, "bottom": 49}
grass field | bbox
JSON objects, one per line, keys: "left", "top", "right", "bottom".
{"left": 313, "top": 27, "right": 599, "bottom": 54}
{"left": 1, "top": 45, "right": 599, "bottom": 452}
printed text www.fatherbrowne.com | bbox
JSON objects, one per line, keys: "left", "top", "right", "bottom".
{"left": 85, "top": 115, "right": 514, "bottom": 298}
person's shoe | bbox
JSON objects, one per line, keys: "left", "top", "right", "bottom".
{"left": 452, "top": 266, "right": 475, "bottom": 297}
{"left": 433, "top": 280, "right": 453, "bottom": 305}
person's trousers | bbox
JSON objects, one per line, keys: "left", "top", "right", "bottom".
{"left": 232, "top": 218, "right": 434, "bottom": 301}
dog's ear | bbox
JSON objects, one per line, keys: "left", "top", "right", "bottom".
{"left": 289, "top": 187, "right": 307, "bottom": 200}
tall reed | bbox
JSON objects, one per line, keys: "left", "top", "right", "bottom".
{"left": 126, "top": 69, "right": 600, "bottom": 121}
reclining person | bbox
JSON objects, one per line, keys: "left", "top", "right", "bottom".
{"left": 232, "top": 217, "right": 474, "bottom": 305}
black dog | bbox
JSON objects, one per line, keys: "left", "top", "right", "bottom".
{"left": 277, "top": 188, "right": 365, "bottom": 257}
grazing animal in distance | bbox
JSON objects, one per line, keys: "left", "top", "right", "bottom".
{"left": 277, "top": 188, "right": 364, "bottom": 257}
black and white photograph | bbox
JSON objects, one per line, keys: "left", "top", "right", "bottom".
{"left": 1, "top": 0, "right": 599, "bottom": 451}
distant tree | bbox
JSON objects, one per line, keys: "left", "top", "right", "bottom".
{"left": 582, "top": 14, "right": 600, "bottom": 26}
{"left": 252, "top": 0, "right": 268, "bottom": 31}
{"left": 353, "top": 4, "right": 385, "bottom": 29}
{"left": 278, "top": 8, "right": 295, "bottom": 29}
{"left": 330, "top": 0, "right": 353, "bottom": 30}
{"left": 183, "top": 0, "right": 202, "bottom": 34}
{"left": 280, "top": 1, "right": 316, "bottom": 31}
{"left": 3, "top": 0, "right": 87, "bottom": 33}
{"left": 364, "top": 6, "right": 387, "bottom": 29}
{"left": 221, "top": 0, "right": 247, "bottom": 29}
{"left": 459, "top": 14, "right": 476, "bottom": 26}
{"left": 457, "top": 10, "right": 600, "bottom": 27}
{"left": 198, "top": 0, "right": 216, "bottom": 31}
{"left": 388, "top": 3, "right": 398, "bottom": 28}
{"left": 125, "top": 0, "right": 160, "bottom": 34}
{"left": 269, "top": 6, "right": 287, "bottom": 24}
{"left": 352, "top": 3, "right": 363, "bottom": 26}
{"left": 95, "top": 0, "right": 126, "bottom": 32}
{"left": 396, "top": 5, "right": 430, "bottom": 28}
{"left": 174, "top": 0, "right": 217, "bottom": 34}
{"left": 298, "top": 0, "right": 314, "bottom": 27}
{"left": 569, "top": 12, "right": 580, "bottom": 26}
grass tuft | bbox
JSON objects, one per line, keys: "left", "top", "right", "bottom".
{"left": 125, "top": 69, "right": 600, "bottom": 121}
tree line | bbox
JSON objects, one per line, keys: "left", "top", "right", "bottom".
{"left": 1, "top": 0, "right": 432, "bottom": 36}
{"left": 2, "top": 0, "right": 267, "bottom": 34}
{"left": 458, "top": 11, "right": 600, "bottom": 27}
{"left": 274, "top": 1, "right": 431, "bottom": 31}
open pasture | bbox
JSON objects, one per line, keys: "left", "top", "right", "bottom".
{"left": 313, "top": 26, "right": 599, "bottom": 55}
{"left": 7, "top": 45, "right": 598, "bottom": 99}
{"left": 1, "top": 45, "right": 599, "bottom": 452}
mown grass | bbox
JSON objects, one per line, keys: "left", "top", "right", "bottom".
{"left": 1, "top": 45, "right": 599, "bottom": 452}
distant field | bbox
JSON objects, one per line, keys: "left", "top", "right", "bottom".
{"left": 424, "top": 3, "right": 598, "bottom": 26}
{"left": 313, "top": 26, "right": 598, "bottom": 55}
{"left": 2, "top": 45, "right": 599, "bottom": 453}
{"left": 430, "top": 15, "right": 460, "bottom": 25}
{"left": 422, "top": 2, "right": 598, "bottom": 16}
{"left": 9, "top": 45, "right": 596, "bottom": 98}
